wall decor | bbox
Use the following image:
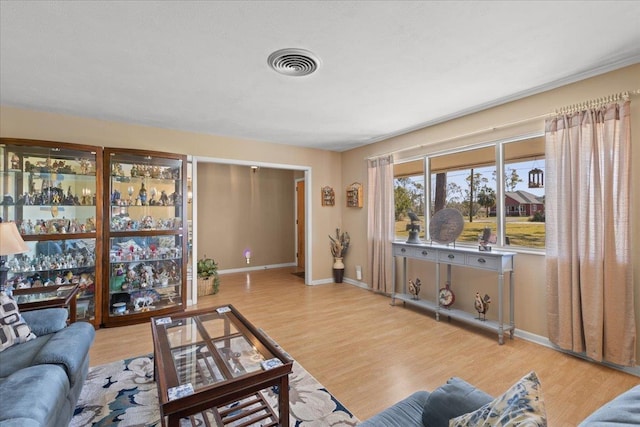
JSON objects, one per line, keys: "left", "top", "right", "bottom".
{"left": 346, "top": 182, "right": 362, "bottom": 208}
{"left": 321, "top": 186, "right": 335, "bottom": 206}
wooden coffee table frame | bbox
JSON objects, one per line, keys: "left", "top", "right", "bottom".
{"left": 13, "top": 283, "right": 80, "bottom": 323}
{"left": 151, "top": 305, "right": 292, "bottom": 427}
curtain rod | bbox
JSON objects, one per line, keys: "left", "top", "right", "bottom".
{"left": 555, "top": 89, "right": 640, "bottom": 115}
{"left": 366, "top": 113, "right": 549, "bottom": 160}
{"left": 367, "top": 88, "right": 640, "bottom": 161}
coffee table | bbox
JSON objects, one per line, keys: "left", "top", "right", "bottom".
{"left": 150, "top": 305, "right": 293, "bottom": 427}
{"left": 12, "top": 284, "right": 80, "bottom": 323}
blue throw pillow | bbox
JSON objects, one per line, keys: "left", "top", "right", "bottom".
{"left": 422, "top": 377, "right": 493, "bottom": 427}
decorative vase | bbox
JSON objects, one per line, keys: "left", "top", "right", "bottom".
{"left": 333, "top": 257, "right": 344, "bottom": 283}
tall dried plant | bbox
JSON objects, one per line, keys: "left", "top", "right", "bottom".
{"left": 329, "top": 228, "right": 350, "bottom": 258}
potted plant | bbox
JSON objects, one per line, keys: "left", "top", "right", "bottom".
{"left": 329, "top": 228, "right": 350, "bottom": 283}
{"left": 197, "top": 255, "right": 220, "bottom": 295}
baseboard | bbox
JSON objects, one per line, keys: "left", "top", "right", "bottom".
{"left": 309, "top": 278, "right": 334, "bottom": 285}
{"left": 343, "top": 277, "right": 370, "bottom": 289}
{"left": 218, "top": 262, "right": 296, "bottom": 275}
{"left": 514, "top": 329, "right": 640, "bottom": 377}
{"left": 309, "top": 277, "right": 371, "bottom": 287}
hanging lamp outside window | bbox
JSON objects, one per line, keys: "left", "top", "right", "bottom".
{"left": 528, "top": 167, "right": 544, "bottom": 188}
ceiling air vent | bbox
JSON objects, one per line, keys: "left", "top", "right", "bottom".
{"left": 267, "top": 48, "right": 320, "bottom": 77}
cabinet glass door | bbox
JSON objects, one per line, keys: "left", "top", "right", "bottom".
{"left": 104, "top": 149, "right": 186, "bottom": 326}
{"left": 1, "top": 139, "right": 102, "bottom": 325}
{"left": 107, "top": 235, "right": 183, "bottom": 316}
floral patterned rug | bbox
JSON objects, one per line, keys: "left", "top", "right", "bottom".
{"left": 71, "top": 353, "right": 359, "bottom": 426}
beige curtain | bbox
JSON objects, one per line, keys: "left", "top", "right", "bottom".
{"left": 367, "top": 155, "right": 394, "bottom": 293}
{"left": 545, "top": 100, "right": 635, "bottom": 366}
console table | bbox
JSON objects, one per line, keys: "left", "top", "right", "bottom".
{"left": 391, "top": 242, "right": 516, "bottom": 344}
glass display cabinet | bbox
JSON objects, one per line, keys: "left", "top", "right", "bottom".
{"left": 103, "top": 148, "right": 187, "bottom": 327}
{"left": 0, "top": 138, "right": 103, "bottom": 326}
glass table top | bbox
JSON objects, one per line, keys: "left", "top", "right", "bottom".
{"left": 153, "top": 306, "right": 283, "bottom": 393}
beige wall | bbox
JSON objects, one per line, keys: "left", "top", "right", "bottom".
{"left": 197, "top": 163, "right": 295, "bottom": 269}
{"left": 2, "top": 63, "right": 638, "bottom": 364}
{"left": 341, "top": 63, "right": 640, "bottom": 364}
{"left": 0, "top": 106, "right": 343, "bottom": 283}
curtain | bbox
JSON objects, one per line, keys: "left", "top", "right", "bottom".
{"left": 545, "top": 100, "right": 635, "bottom": 366}
{"left": 367, "top": 155, "right": 394, "bottom": 293}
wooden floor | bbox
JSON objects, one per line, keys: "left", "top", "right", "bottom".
{"left": 90, "top": 267, "right": 639, "bottom": 426}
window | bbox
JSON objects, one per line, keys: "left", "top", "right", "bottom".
{"left": 393, "top": 160, "right": 424, "bottom": 240}
{"left": 430, "top": 146, "right": 496, "bottom": 245}
{"left": 393, "top": 135, "right": 545, "bottom": 250}
{"left": 503, "top": 137, "right": 545, "bottom": 249}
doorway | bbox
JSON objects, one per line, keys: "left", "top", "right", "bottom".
{"left": 191, "top": 157, "right": 312, "bottom": 302}
{"left": 296, "top": 178, "right": 305, "bottom": 271}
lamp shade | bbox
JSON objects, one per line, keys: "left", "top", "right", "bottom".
{"left": 0, "top": 222, "right": 29, "bottom": 256}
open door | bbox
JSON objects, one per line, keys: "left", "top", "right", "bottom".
{"left": 296, "top": 179, "right": 305, "bottom": 269}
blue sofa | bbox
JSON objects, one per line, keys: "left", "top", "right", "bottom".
{"left": 360, "top": 376, "right": 640, "bottom": 426}
{"left": 0, "top": 308, "right": 95, "bottom": 427}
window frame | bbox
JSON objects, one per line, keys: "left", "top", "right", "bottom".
{"left": 394, "top": 132, "right": 545, "bottom": 254}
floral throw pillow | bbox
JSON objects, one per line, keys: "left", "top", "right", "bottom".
{"left": 449, "top": 371, "right": 547, "bottom": 427}
{"left": 0, "top": 291, "right": 36, "bottom": 352}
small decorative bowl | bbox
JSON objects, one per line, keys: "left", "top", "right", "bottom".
{"left": 112, "top": 302, "right": 127, "bottom": 315}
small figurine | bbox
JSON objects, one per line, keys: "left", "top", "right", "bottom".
{"left": 408, "top": 278, "right": 421, "bottom": 300}
{"left": 160, "top": 190, "right": 169, "bottom": 206}
{"left": 139, "top": 182, "right": 148, "bottom": 205}
{"left": 10, "top": 154, "right": 20, "bottom": 170}
{"left": 79, "top": 159, "right": 91, "bottom": 175}
{"left": 63, "top": 271, "right": 74, "bottom": 283}
{"left": 474, "top": 292, "right": 491, "bottom": 321}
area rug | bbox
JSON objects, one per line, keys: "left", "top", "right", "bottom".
{"left": 71, "top": 354, "right": 359, "bottom": 426}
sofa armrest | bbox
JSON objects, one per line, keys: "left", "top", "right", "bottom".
{"left": 422, "top": 377, "right": 493, "bottom": 427}
{"left": 21, "top": 308, "right": 68, "bottom": 336}
{"left": 359, "top": 391, "right": 430, "bottom": 427}
{"left": 578, "top": 385, "right": 640, "bottom": 426}
{"left": 32, "top": 321, "right": 95, "bottom": 387}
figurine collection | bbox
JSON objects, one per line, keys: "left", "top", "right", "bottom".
{"left": 4, "top": 150, "right": 185, "bottom": 321}
{"left": 17, "top": 217, "right": 97, "bottom": 235}
{"left": 111, "top": 163, "right": 180, "bottom": 180}
{"left": 110, "top": 260, "right": 180, "bottom": 293}
{"left": 110, "top": 215, "right": 182, "bottom": 232}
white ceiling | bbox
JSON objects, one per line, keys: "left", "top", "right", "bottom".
{"left": 1, "top": 1, "right": 640, "bottom": 152}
